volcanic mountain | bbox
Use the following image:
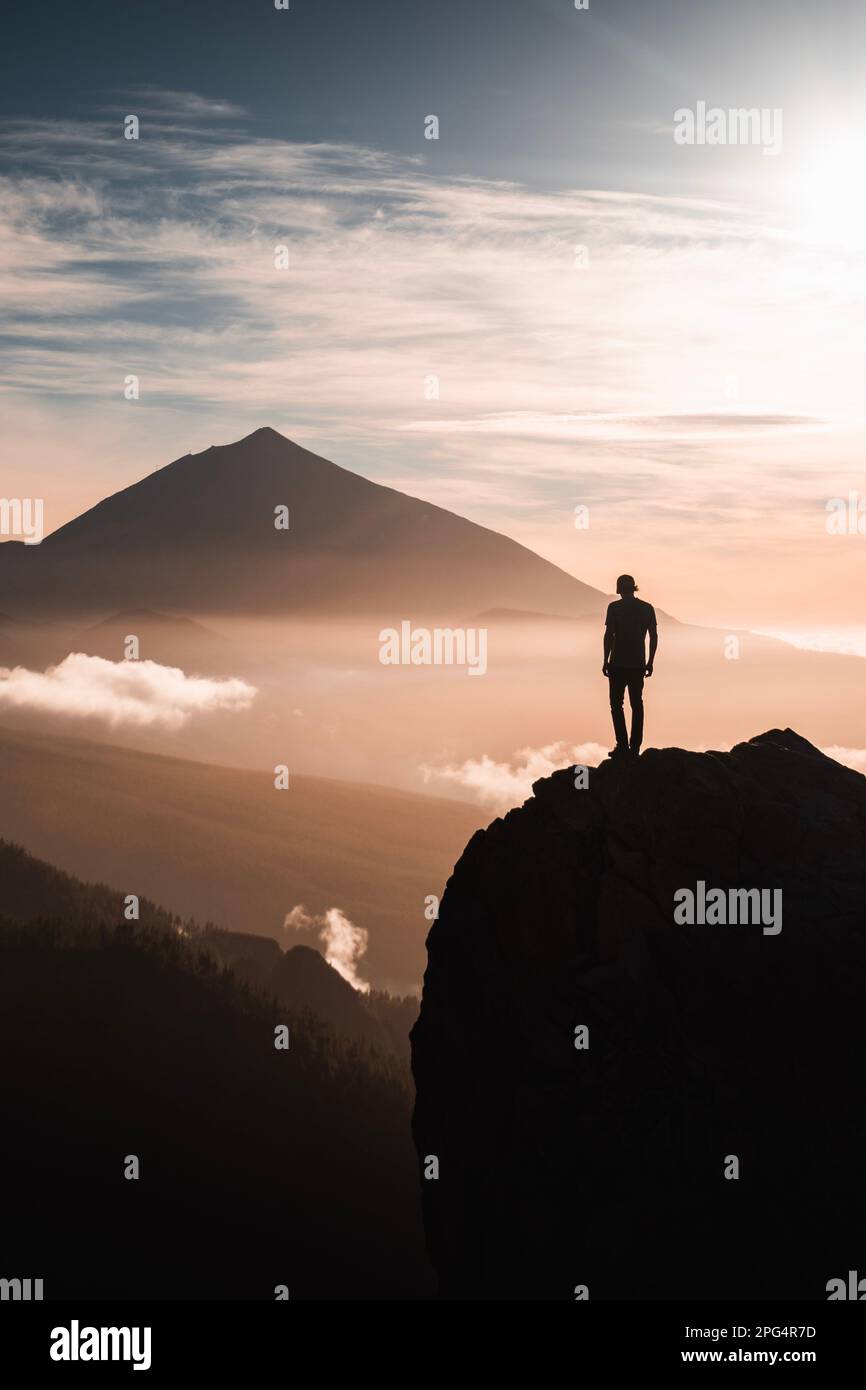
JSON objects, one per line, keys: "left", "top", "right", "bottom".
{"left": 0, "top": 427, "right": 607, "bottom": 620}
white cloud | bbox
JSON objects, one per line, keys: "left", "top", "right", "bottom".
{"left": 822, "top": 746, "right": 866, "bottom": 776}
{"left": 283, "top": 904, "right": 370, "bottom": 993}
{"left": 423, "top": 741, "right": 609, "bottom": 813}
{"left": 0, "top": 653, "right": 256, "bottom": 728}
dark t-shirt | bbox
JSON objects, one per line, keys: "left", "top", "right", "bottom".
{"left": 605, "top": 597, "right": 656, "bottom": 668}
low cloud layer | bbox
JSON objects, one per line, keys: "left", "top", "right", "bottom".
{"left": 283, "top": 904, "right": 370, "bottom": 994}
{"left": 426, "top": 740, "right": 866, "bottom": 814}
{"left": 424, "top": 741, "right": 609, "bottom": 814}
{"left": 0, "top": 652, "right": 256, "bottom": 728}
{"left": 823, "top": 746, "right": 866, "bottom": 776}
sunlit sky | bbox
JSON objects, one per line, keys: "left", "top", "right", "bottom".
{"left": 1, "top": 0, "right": 865, "bottom": 637}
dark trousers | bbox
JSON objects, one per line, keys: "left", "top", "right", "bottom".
{"left": 608, "top": 667, "right": 645, "bottom": 751}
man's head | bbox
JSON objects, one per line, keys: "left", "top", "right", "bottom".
{"left": 616, "top": 574, "right": 638, "bottom": 596}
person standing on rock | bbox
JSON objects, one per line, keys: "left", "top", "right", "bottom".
{"left": 602, "top": 574, "right": 657, "bottom": 759}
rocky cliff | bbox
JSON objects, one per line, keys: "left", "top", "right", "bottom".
{"left": 411, "top": 730, "right": 866, "bottom": 1299}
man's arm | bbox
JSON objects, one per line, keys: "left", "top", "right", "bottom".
{"left": 603, "top": 609, "right": 614, "bottom": 675}
{"left": 646, "top": 610, "right": 658, "bottom": 675}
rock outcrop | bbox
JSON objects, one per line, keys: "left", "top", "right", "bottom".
{"left": 411, "top": 730, "right": 866, "bottom": 1299}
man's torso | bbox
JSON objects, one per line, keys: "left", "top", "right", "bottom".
{"left": 606, "top": 597, "right": 656, "bottom": 668}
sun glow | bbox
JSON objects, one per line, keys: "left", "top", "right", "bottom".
{"left": 788, "top": 132, "right": 866, "bottom": 248}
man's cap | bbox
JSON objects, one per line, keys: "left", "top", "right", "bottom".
{"left": 616, "top": 574, "right": 638, "bottom": 591}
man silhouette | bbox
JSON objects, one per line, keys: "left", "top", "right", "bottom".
{"left": 602, "top": 574, "right": 657, "bottom": 759}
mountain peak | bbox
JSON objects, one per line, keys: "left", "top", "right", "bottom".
{"left": 411, "top": 730, "right": 866, "bottom": 1299}
{"left": 200, "top": 425, "right": 298, "bottom": 456}
{"left": 237, "top": 425, "right": 288, "bottom": 444}
{"left": 0, "top": 430, "right": 608, "bottom": 620}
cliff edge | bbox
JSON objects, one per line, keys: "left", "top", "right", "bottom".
{"left": 411, "top": 730, "right": 866, "bottom": 1299}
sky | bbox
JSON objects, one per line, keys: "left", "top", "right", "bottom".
{"left": 1, "top": 0, "right": 865, "bottom": 637}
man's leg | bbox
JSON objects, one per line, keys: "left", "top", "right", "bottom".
{"left": 608, "top": 670, "right": 629, "bottom": 751}
{"left": 626, "top": 669, "right": 645, "bottom": 753}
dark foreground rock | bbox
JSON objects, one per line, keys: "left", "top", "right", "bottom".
{"left": 411, "top": 730, "right": 866, "bottom": 1299}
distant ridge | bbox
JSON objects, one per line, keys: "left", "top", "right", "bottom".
{"left": 0, "top": 722, "right": 482, "bottom": 993}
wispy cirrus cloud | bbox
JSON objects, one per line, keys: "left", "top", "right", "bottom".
{"left": 0, "top": 653, "right": 256, "bottom": 728}
{"left": 0, "top": 105, "right": 854, "bottom": 430}
{"left": 115, "top": 88, "right": 248, "bottom": 121}
{"left": 401, "top": 410, "right": 830, "bottom": 444}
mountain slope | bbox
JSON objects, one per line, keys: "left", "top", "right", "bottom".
{"left": 0, "top": 427, "right": 607, "bottom": 620}
{"left": 0, "top": 724, "right": 482, "bottom": 993}
{"left": 411, "top": 729, "right": 866, "bottom": 1299}
{"left": 0, "top": 841, "right": 429, "bottom": 1299}
{"left": 0, "top": 837, "right": 409, "bottom": 1054}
